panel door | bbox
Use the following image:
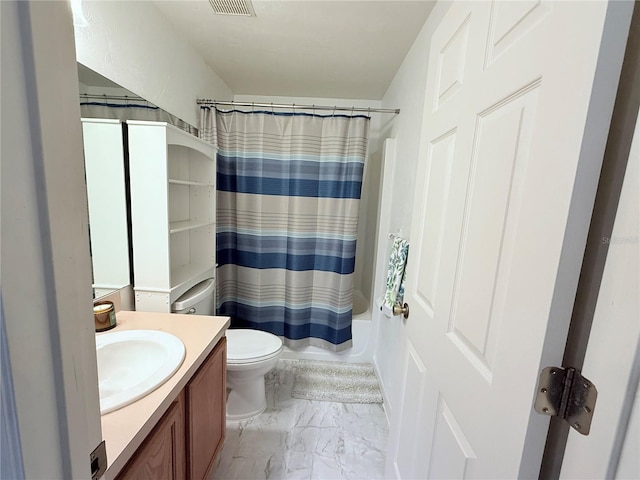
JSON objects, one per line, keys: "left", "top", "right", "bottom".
{"left": 388, "top": 1, "right": 632, "bottom": 478}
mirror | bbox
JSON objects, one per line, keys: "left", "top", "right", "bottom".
{"left": 82, "top": 116, "right": 131, "bottom": 299}
{"left": 78, "top": 64, "right": 197, "bottom": 299}
{"left": 78, "top": 65, "right": 133, "bottom": 299}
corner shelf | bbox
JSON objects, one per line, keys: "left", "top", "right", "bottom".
{"left": 127, "top": 121, "right": 216, "bottom": 313}
{"left": 169, "top": 179, "right": 215, "bottom": 188}
{"left": 170, "top": 262, "right": 214, "bottom": 296}
{"left": 169, "top": 220, "right": 216, "bottom": 234}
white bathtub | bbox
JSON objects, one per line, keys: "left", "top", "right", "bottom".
{"left": 279, "top": 290, "right": 374, "bottom": 363}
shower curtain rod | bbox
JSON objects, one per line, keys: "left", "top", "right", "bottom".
{"left": 197, "top": 99, "right": 400, "bottom": 115}
{"left": 80, "top": 93, "right": 151, "bottom": 103}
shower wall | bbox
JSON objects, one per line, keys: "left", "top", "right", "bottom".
{"left": 354, "top": 140, "right": 383, "bottom": 305}
{"left": 373, "top": 0, "right": 452, "bottom": 419}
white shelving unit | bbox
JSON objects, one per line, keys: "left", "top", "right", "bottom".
{"left": 127, "top": 121, "right": 216, "bottom": 312}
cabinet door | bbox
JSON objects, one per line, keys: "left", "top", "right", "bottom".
{"left": 118, "top": 392, "right": 186, "bottom": 480}
{"left": 186, "top": 337, "right": 227, "bottom": 480}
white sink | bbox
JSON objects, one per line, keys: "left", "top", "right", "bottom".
{"left": 96, "top": 330, "right": 186, "bottom": 414}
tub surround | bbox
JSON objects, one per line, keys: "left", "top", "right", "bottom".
{"left": 98, "top": 310, "right": 229, "bottom": 479}
{"left": 279, "top": 291, "right": 374, "bottom": 364}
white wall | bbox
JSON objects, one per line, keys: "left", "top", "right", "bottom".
{"left": 371, "top": 1, "right": 452, "bottom": 419}
{"left": 617, "top": 381, "right": 640, "bottom": 479}
{"left": 560, "top": 104, "right": 640, "bottom": 480}
{"left": 74, "top": 1, "right": 232, "bottom": 127}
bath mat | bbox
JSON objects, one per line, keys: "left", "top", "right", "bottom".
{"left": 292, "top": 360, "right": 383, "bottom": 404}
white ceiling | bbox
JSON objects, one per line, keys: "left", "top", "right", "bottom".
{"left": 152, "top": 1, "right": 436, "bottom": 100}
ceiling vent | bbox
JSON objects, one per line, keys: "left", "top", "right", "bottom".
{"left": 209, "top": 0, "right": 256, "bottom": 16}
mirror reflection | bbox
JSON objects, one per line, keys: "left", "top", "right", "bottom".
{"left": 78, "top": 63, "right": 197, "bottom": 299}
{"left": 82, "top": 117, "right": 130, "bottom": 298}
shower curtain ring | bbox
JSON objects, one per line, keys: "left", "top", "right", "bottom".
{"left": 332, "top": 106, "right": 336, "bottom": 117}
{"left": 251, "top": 102, "right": 255, "bottom": 113}
{"left": 312, "top": 104, "right": 315, "bottom": 115}
{"left": 271, "top": 102, "right": 275, "bottom": 115}
{"left": 351, "top": 106, "right": 355, "bottom": 116}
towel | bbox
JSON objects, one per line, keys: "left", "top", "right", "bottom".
{"left": 382, "top": 237, "right": 409, "bottom": 317}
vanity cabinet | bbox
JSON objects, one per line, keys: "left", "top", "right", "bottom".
{"left": 186, "top": 336, "right": 227, "bottom": 479}
{"left": 116, "top": 337, "right": 226, "bottom": 480}
{"left": 127, "top": 121, "right": 216, "bottom": 313}
{"left": 117, "top": 392, "right": 186, "bottom": 480}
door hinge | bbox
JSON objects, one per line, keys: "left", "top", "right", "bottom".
{"left": 534, "top": 366, "right": 597, "bottom": 435}
{"left": 90, "top": 440, "right": 107, "bottom": 480}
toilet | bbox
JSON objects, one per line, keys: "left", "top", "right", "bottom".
{"left": 171, "top": 282, "right": 283, "bottom": 419}
{"left": 225, "top": 329, "right": 283, "bottom": 420}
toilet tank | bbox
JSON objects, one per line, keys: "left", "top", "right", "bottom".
{"left": 171, "top": 278, "right": 215, "bottom": 315}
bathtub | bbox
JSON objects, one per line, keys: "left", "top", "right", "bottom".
{"left": 279, "top": 290, "right": 374, "bottom": 363}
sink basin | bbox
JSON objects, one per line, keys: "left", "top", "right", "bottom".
{"left": 96, "top": 330, "right": 186, "bottom": 414}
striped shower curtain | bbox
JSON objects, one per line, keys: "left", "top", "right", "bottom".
{"left": 200, "top": 107, "right": 369, "bottom": 352}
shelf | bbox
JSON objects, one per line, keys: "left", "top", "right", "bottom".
{"left": 169, "top": 220, "right": 215, "bottom": 234}
{"left": 171, "top": 262, "right": 213, "bottom": 288}
{"left": 169, "top": 179, "right": 215, "bottom": 188}
{"left": 170, "top": 262, "right": 215, "bottom": 301}
{"left": 129, "top": 121, "right": 216, "bottom": 313}
{"left": 126, "top": 121, "right": 215, "bottom": 159}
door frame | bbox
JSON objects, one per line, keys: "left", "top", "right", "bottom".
{"left": 1, "top": 1, "right": 102, "bottom": 478}
{"left": 539, "top": 1, "right": 640, "bottom": 477}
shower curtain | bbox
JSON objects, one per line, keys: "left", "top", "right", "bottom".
{"left": 200, "top": 107, "right": 369, "bottom": 352}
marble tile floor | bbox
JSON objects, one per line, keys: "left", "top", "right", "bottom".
{"left": 210, "top": 359, "right": 389, "bottom": 480}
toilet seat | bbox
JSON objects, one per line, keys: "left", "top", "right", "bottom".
{"left": 226, "top": 329, "right": 283, "bottom": 365}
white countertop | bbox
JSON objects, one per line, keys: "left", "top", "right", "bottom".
{"left": 99, "top": 310, "right": 229, "bottom": 479}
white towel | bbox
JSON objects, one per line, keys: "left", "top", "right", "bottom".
{"left": 382, "top": 237, "right": 409, "bottom": 317}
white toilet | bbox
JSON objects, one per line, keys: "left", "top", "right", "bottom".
{"left": 225, "top": 329, "right": 283, "bottom": 420}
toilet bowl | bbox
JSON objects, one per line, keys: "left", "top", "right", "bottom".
{"left": 226, "top": 329, "right": 283, "bottom": 420}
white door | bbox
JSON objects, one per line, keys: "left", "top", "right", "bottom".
{"left": 2, "top": 2, "right": 103, "bottom": 478}
{"left": 387, "top": 1, "right": 633, "bottom": 478}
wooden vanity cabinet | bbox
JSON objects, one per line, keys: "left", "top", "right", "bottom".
{"left": 117, "top": 392, "right": 186, "bottom": 480}
{"left": 186, "top": 336, "right": 227, "bottom": 480}
{"left": 116, "top": 337, "right": 227, "bottom": 480}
